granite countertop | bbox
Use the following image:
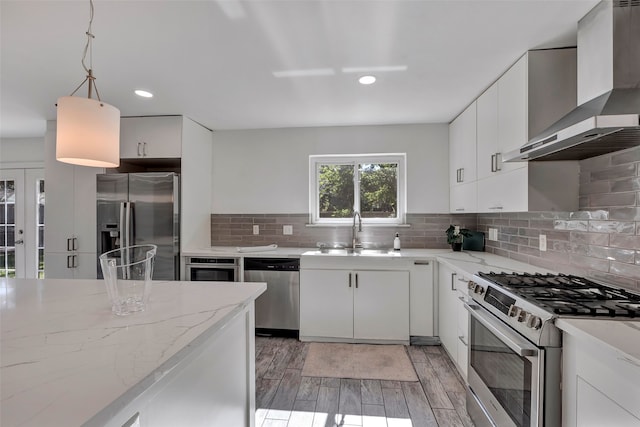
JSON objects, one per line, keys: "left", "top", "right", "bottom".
{"left": 0, "top": 278, "right": 266, "bottom": 427}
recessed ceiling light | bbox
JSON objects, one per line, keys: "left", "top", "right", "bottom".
{"left": 273, "top": 68, "right": 335, "bottom": 78}
{"left": 359, "top": 75, "right": 376, "bottom": 85}
{"left": 134, "top": 89, "right": 153, "bottom": 98}
{"left": 343, "top": 65, "right": 407, "bottom": 73}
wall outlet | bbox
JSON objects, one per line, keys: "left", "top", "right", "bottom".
{"left": 283, "top": 225, "right": 293, "bottom": 235}
{"left": 252, "top": 225, "right": 260, "bottom": 235}
{"left": 488, "top": 228, "right": 498, "bottom": 241}
{"left": 539, "top": 234, "right": 547, "bottom": 252}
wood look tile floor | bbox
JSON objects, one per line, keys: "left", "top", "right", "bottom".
{"left": 255, "top": 337, "right": 474, "bottom": 427}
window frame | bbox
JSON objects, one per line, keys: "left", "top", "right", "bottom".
{"left": 309, "top": 153, "right": 406, "bottom": 225}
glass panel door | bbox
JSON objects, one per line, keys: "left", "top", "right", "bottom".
{"left": 0, "top": 169, "right": 44, "bottom": 278}
{"left": 0, "top": 171, "right": 23, "bottom": 278}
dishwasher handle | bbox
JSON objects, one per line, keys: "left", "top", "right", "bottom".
{"left": 243, "top": 257, "right": 300, "bottom": 271}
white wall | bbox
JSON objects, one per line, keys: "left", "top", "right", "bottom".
{"left": 0, "top": 137, "right": 45, "bottom": 166}
{"left": 212, "top": 123, "right": 449, "bottom": 214}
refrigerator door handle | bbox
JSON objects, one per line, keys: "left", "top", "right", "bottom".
{"left": 119, "top": 202, "right": 129, "bottom": 249}
{"left": 125, "top": 202, "right": 132, "bottom": 249}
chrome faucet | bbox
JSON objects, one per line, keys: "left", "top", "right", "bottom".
{"left": 352, "top": 211, "right": 363, "bottom": 250}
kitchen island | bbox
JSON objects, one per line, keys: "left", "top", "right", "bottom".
{"left": 0, "top": 278, "right": 266, "bottom": 427}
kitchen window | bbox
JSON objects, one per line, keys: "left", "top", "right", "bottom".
{"left": 309, "top": 154, "right": 406, "bottom": 225}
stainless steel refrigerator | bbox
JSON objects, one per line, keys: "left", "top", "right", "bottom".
{"left": 97, "top": 172, "right": 180, "bottom": 280}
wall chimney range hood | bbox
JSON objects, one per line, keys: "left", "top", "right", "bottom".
{"left": 504, "top": 0, "right": 640, "bottom": 162}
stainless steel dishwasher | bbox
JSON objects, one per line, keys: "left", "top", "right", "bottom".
{"left": 243, "top": 257, "right": 300, "bottom": 337}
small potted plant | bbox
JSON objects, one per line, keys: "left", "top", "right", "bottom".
{"left": 446, "top": 225, "right": 472, "bottom": 252}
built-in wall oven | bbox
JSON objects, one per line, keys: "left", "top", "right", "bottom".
{"left": 185, "top": 257, "right": 239, "bottom": 282}
{"left": 465, "top": 272, "right": 640, "bottom": 427}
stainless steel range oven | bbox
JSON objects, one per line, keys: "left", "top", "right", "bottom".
{"left": 465, "top": 298, "right": 560, "bottom": 427}
{"left": 465, "top": 272, "right": 640, "bottom": 427}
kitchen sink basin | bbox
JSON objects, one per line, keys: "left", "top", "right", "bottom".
{"left": 312, "top": 247, "right": 398, "bottom": 256}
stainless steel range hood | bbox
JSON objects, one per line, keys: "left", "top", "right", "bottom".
{"left": 505, "top": 0, "right": 640, "bottom": 162}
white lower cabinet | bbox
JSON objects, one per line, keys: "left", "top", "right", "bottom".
{"left": 300, "top": 268, "right": 410, "bottom": 342}
{"left": 437, "top": 262, "right": 469, "bottom": 380}
{"left": 456, "top": 290, "right": 469, "bottom": 378}
{"left": 409, "top": 260, "right": 435, "bottom": 337}
{"left": 562, "top": 331, "right": 640, "bottom": 427}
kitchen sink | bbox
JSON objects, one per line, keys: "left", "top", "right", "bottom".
{"left": 311, "top": 247, "right": 399, "bottom": 256}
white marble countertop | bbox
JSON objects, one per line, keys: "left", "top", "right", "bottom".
{"left": 184, "top": 246, "right": 457, "bottom": 259}
{"left": 556, "top": 318, "right": 640, "bottom": 367}
{"left": 0, "top": 278, "right": 266, "bottom": 427}
{"left": 435, "top": 251, "right": 556, "bottom": 277}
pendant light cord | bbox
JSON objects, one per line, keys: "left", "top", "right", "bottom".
{"left": 68, "top": 0, "right": 103, "bottom": 103}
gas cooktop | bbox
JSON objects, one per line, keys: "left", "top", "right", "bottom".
{"left": 478, "top": 272, "right": 640, "bottom": 318}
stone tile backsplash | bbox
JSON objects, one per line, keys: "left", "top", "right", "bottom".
{"left": 210, "top": 213, "right": 477, "bottom": 250}
{"left": 210, "top": 146, "right": 640, "bottom": 291}
{"left": 478, "top": 146, "right": 640, "bottom": 291}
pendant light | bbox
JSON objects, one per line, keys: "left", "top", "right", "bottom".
{"left": 56, "top": 0, "right": 120, "bottom": 168}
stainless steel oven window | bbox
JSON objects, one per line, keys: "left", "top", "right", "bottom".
{"left": 470, "top": 316, "right": 533, "bottom": 427}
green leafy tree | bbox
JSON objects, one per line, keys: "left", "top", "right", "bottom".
{"left": 318, "top": 165, "right": 354, "bottom": 218}
{"left": 360, "top": 163, "right": 397, "bottom": 218}
{"left": 318, "top": 163, "right": 397, "bottom": 219}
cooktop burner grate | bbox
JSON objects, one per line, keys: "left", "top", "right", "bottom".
{"left": 478, "top": 272, "right": 640, "bottom": 318}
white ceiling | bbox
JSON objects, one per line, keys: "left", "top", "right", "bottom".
{"left": 1, "top": 0, "right": 600, "bottom": 139}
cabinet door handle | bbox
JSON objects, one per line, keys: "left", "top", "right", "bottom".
{"left": 458, "top": 335, "right": 468, "bottom": 346}
{"left": 459, "top": 168, "right": 464, "bottom": 182}
{"left": 67, "top": 238, "right": 73, "bottom": 252}
{"left": 490, "top": 154, "right": 496, "bottom": 172}
{"left": 348, "top": 272, "right": 352, "bottom": 288}
{"left": 495, "top": 152, "right": 502, "bottom": 171}
{"left": 451, "top": 272, "right": 457, "bottom": 291}
{"left": 143, "top": 142, "right": 148, "bottom": 157}
{"left": 414, "top": 260, "right": 430, "bottom": 265}
{"left": 73, "top": 237, "right": 78, "bottom": 251}
{"left": 137, "top": 142, "right": 143, "bottom": 157}
{"left": 489, "top": 206, "right": 504, "bottom": 210}
{"left": 355, "top": 273, "right": 358, "bottom": 289}
{"left": 455, "top": 208, "right": 465, "bottom": 212}
{"left": 67, "top": 255, "right": 77, "bottom": 269}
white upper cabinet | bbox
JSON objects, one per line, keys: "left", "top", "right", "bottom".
{"left": 449, "top": 102, "right": 477, "bottom": 186}
{"left": 450, "top": 181, "right": 477, "bottom": 214}
{"left": 476, "top": 82, "right": 499, "bottom": 180}
{"left": 451, "top": 48, "right": 580, "bottom": 213}
{"left": 498, "top": 55, "right": 528, "bottom": 155}
{"left": 120, "top": 116, "right": 183, "bottom": 159}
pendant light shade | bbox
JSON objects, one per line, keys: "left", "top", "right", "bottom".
{"left": 56, "top": 0, "right": 120, "bottom": 168}
{"left": 56, "top": 96, "right": 120, "bottom": 168}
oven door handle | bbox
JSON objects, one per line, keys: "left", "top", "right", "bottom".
{"left": 464, "top": 302, "right": 539, "bottom": 357}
